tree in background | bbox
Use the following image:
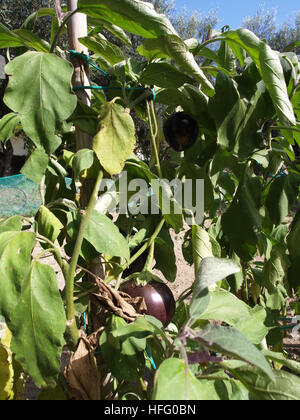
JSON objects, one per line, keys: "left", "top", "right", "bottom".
{"left": 242, "top": 4, "right": 300, "bottom": 52}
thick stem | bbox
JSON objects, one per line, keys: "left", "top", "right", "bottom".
{"left": 49, "top": 8, "right": 79, "bottom": 53}
{"left": 146, "top": 99, "right": 163, "bottom": 179}
{"left": 143, "top": 240, "right": 155, "bottom": 273}
{"left": 65, "top": 170, "right": 103, "bottom": 346}
{"left": 118, "top": 218, "right": 165, "bottom": 276}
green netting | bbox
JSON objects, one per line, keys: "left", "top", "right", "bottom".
{"left": 0, "top": 174, "right": 72, "bottom": 218}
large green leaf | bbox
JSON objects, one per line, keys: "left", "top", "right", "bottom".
{"left": 138, "top": 35, "right": 214, "bottom": 95}
{"left": 99, "top": 315, "right": 145, "bottom": 382}
{"left": 208, "top": 72, "right": 272, "bottom": 160}
{"left": 36, "top": 205, "right": 64, "bottom": 245}
{"left": 93, "top": 100, "right": 136, "bottom": 175}
{"left": 199, "top": 290, "right": 268, "bottom": 344}
{"left": 0, "top": 216, "right": 22, "bottom": 234}
{"left": 140, "top": 62, "right": 194, "bottom": 89}
{"left": 225, "top": 364, "right": 300, "bottom": 400}
{"left": 154, "top": 228, "right": 177, "bottom": 282}
{"left": 10, "top": 261, "right": 66, "bottom": 388}
{"left": 152, "top": 358, "right": 222, "bottom": 400}
{"left": 0, "top": 232, "right": 36, "bottom": 322}
{"left": 78, "top": 36, "right": 125, "bottom": 65}
{"left": 67, "top": 210, "right": 130, "bottom": 261}
{"left": 262, "top": 245, "right": 289, "bottom": 310}
{"left": 0, "top": 22, "right": 24, "bottom": 48}
{"left": 12, "top": 29, "right": 50, "bottom": 52}
{"left": 78, "top": 0, "right": 178, "bottom": 39}
{"left": 221, "top": 166, "right": 262, "bottom": 261}
{"left": 195, "top": 324, "right": 274, "bottom": 380}
{"left": 190, "top": 257, "right": 240, "bottom": 320}
{"left": 266, "top": 173, "right": 300, "bottom": 225}
{"left": 21, "top": 147, "right": 50, "bottom": 184}
{"left": 4, "top": 51, "right": 77, "bottom": 154}
{"left": 191, "top": 225, "right": 213, "bottom": 276}
{"left": 222, "top": 29, "right": 296, "bottom": 126}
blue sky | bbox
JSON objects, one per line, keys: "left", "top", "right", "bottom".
{"left": 173, "top": 0, "right": 300, "bottom": 30}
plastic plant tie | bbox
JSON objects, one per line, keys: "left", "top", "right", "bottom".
{"left": 279, "top": 316, "right": 299, "bottom": 331}
{"left": 68, "top": 49, "right": 110, "bottom": 78}
{"left": 68, "top": 50, "right": 156, "bottom": 101}
{"left": 73, "top": 85, "right": 156, "bottom": 101}
{"left": 145, "top": 345, "right": 157, "bottom": 371}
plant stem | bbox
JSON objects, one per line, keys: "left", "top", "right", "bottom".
{"left": 65, "top": 170, "right": 103, "bottom": 347}
{"left": 269, "top": 125, "right": 300, "bottom": 134}
{"left": 143, "top": 240, "right": 155, "bottom": 273}
{"left": 35, "top": 233, "right": 68, "bottom": 279}
{"left": 128, "top": 89, "right": 154, "bottom": 109}
{"left": 118, "top": 218, "right": 165, "bottom": 276}
{"left": 50, "top": 8, "right": 79, "bottom": 53}
{"left": 146, "top": 99, "right": 163, "bottom": 179}
{"left": 39, "top": 176, "right": 45, "bottom": 206}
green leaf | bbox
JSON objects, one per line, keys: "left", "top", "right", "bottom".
{"left": 78, "top": 0, "right": 178, "bottom": 39}
{"left": 266, "top": 173, "right": 300, "bottom": 225}
{"left": 217, "top": 41, "right": 236, "bottom": 73}
{"left": 93, "top": 100, "right": 136, "bottom": 175}
{"left": 0, "top": 216, "right": 22, "bottom": 234}
{"left": 262, "top": 350, "right": 300, "bottom": 376}
{"left": 191, "top": 225, "right": 213, "bottom": 276}
{"left": 221, "top": 166, "right": 262, "bottom": 261}
{"left": 138, "top": 35, "right": 214, "bottom": 95}
{"left": 195, "top": 324, "right": 274, "bottom": 381}
{"left": 259, "top": 42, "right": 296, "bottom": 126}
{"left": 199, "top": 290, "right": 268, "bottom": 344}
{"left": 72, "top": 148, "right": 95, "bottom": 181}
{"left": 79, "top": 36, "right": 125, "bottom": 65}
{"left": 36, "top": 205, "right": 64, "bottom": 244}
{"left": 10, "top": 261, "right": 66, "bottom": 388}
{"left": 99, "top": 315, "right": 145, "bottom": 382}
{"left": 69, "top": 100, "right": 99, "bottom": 136}
{"left": 190, "top": 257, "right": 241, "bottom": 319}
{"left": 22, "top": 8, "right": 57, "bottom": 31}
{"left": 12, "top": 29, "right": 50, "bottom": 52}
{"left": 21, "top": 147, "right": 50, "bottom": 184}
{"left": 140, "top": 62, "right": 194, "bottom": 89}
{"left": 0, "top": 22, "right": 25, "bottom": 48}
{"left": 208, "top": 72, "right": 271, "bottom": 160}
{"left": 226, "top": 364, "right": 300, "bottom": 400}
{"left": 111, "top": 316, "right": 156, "bottom": 356}
{"left": 222, "top": 29, "right": 296, "bottom": 126}
{"left": 0, "top": 113, "right": 21, "bottom": 144}
{"left": 4, "top": 51, "right": 77, "bottom": 154}
{"left": 154, "top": 230, "right": 177, "bottom": 282}
{"left": 91, "top": 19, "right": 132, "bottom": 46}
{"left": 68, "top": 210, "right": 130, "bottom": 260}
{"left": 152, "top": 358, "right": 221, "bottom": 400}
{"left": 262, "top": 245, "right": 289, "bottom": 310}
{"left": 0, "top": 231, "right": 36, "bottom": 322}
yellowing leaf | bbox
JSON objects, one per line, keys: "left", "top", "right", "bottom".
{"left": 93, "top": 100, "right": 136, "bottom": 175}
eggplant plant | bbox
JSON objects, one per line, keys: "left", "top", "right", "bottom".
{"left": 0, "top": 0, "right": 300, "bottom": 401}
